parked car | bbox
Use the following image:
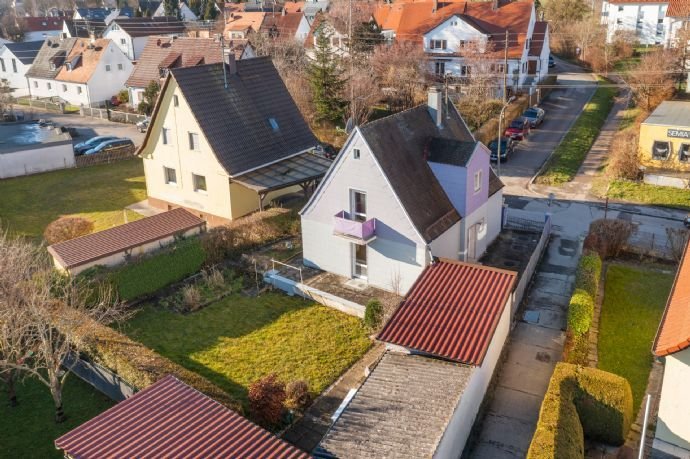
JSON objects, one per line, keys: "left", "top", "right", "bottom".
{"left": 38, "top": 119, "right": 55, "bottom": 128}
{"left": 522, "top": 107, "right": 545, "bottom": 127}
{"left": 684, "top": 214, "right": 690, "bottom": 229}
{"left": 548, "top": 55, "right": 555, "bottom": 68}
{"left": 488, "top": 137, "right": 515, "bottom": 162}
{"left": 83, "top": 138, "right": 134, "bottom": 156}
{"left": 74, "top": 135, "right": 120, "bottom": 156}
{"left": 136, "top": 118, "right": 149, "bottom": 133}
{"left": 504, "top": 118, "right": 530, "bottom": 140}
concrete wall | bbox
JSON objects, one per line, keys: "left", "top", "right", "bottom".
{"left": 639, "top": 121, "right": 690, "bottom": 172}
{"left": 0, "top": 45, "right": 35, "bottom": 97}
{"left": 434, "top": 293, "right": 513, "bottom": 458}
{"left": 0, "top": 141, "right": 75, "bottom": 178}
{"left": 656, "top": 347, "right": 690, "bottom": 455}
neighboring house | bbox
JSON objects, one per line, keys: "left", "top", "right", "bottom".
{"left": 261, "top": 11, "right": 311, "bottom": 43}
{"left": 104, "top": 17, "right": 186, "bottom": 60}
{"left": 22, "top": 17, "right": 64, "bottom": 41}
{"left": 302, "top": 0, "right": 329, "bottom": 23}
{"left": 0, "top": 40, "right": 42, "bottom": 97}
{"left": 48, "top": 208, "right": 205, "bottom": 275}
{"left": 305, "top": 14, "right": 349, "bottom": 57}
{"left": 153, "top": 1, "right": 198, "bottom": 21}
{"left": 138, "top": 55, "right": 329, "bottom": 225}
{"left": 126, "top": 36, "right": 223, "bottom": 109}
{"left": 55, "top": 375, "right": 309, "bottom": 458}
{"left": 26, "top": 37, "right": 133, "bottom": 106}
{"left": 316, "top": 259, "right": 517, "bottom": 458}
{"left": 300, "top": 87, "right": 504, "bottom": 294}
{"left": 664, "top": 0, "right": 690, "bottom": 48}
{"left": 62, "top": 18, "right": 107, "bottom": 38}
{"left": 374, "top": 0, "right": 550, "bottom": 90}
{"left": 73, "top": 7, "right": 113, "bottom": 20}
{"left": 601, "top": 0, "right": 668, "bottom": 44}
{"left": 224, "top": 12, "right": 266, "bottom": 39}
{"left": 653, "top": 239, "right": 690, "bottom": 458}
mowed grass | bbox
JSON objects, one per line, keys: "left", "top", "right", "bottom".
{"left": 124, "top": 293, "right": 371, "bottom": 406}
{"left": 607, "top": 180, "right": 690, "bottom": 211}
{"left": 0, "top": 375, "right": 114, "bottom": 458}
{"left": 112, "top": 239, "right": 207, "bottom": 301}
{"left": 598, "top": 264, "right": 675, "bottom": 409}
{"left": 537, "top": 81, "right": 617, "bottom": 185}
{"left": 0, "top": 159, "right": 146, "bottom": 238}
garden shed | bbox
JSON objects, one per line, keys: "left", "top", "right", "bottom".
{"left": 47, "top": 208, "right": 205, "bottom": 275}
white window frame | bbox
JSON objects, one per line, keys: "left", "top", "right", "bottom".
{"left": 679, "top": 143, "right": 690, "bottom": 162}
{"left": 474, "top": 170, "right": 482, "bottom": 193}
{"left": 353, "top": 148, "right": 360, "bottom": 159}
{"left": 350, "top": 189, "right": 367, "bottom": 222}
{"left": 161, "top": 127, "right": 170, "bottom": 145}
{"left": 105, "top": 64, "right": 111, "bottom": 72}
{"left": 430, "top": 39, "right": 447, "bottom": 50}
{"left": 188, "top": 132, "right": 200, "bottom": 150}
{"left": 164, "top": 166, "right": 177, "bottom": 185}
{"left": 652, "top": 140, "right": 671, "bottom": 160}
{"left": 117, "top": 63, "right": 123, "bottom": 70}
{"left": 11, "top": 58, "right": 17, "bottom": 73}
{"left": 61, "top": 84, "right": 67, "bottom": 92}
{"left": 173, "top": 94, "right": 179, "bottom": 107}
{"left": 192, "top": 173, "right": 207, "bottom": 193}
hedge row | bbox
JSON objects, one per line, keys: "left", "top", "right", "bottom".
{"left": 563, "top": 253, "right": 602, "bottom": 365}
{"left": 527, "top": 363, "right": 633, "bottom": 459}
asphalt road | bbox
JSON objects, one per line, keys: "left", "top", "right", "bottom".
{"left": 497, "top": 59, "right": 598, "bottom": 196}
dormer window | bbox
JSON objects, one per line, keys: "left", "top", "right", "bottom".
{"left": 268, "top": 118, "right": 279, "bottom": 132}
{"left": 50, "top": 62, "right": 56, "bottom": 71}
{"left": 430, "top": 39, "right": 447, "bottom": 50}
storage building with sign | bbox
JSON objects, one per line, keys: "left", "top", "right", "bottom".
{"left": 639, "top": 101, "right": 690, "bottom": 188}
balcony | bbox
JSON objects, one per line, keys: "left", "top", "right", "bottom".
{"left": 333, "top": 211, "right": 376, "bottom": 244}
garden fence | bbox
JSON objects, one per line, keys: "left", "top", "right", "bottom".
{"left": 75, "top": 144, "right": 137, "bottom": 168}
{"left": 80, "top": 106, "right": 147, "bottom": 125}
{"left": 626, "top": 229, "right": 676, "bottom": 261}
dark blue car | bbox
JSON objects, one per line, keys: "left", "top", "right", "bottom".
{"left": 84, "top": 138, "right": 134, "bottom": 155}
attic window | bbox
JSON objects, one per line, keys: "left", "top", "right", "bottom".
{"left": 268, "top": 118, "right": 279, "bottom": 132}
{"left": 353, "top": 148, "right": 360, "bottom": 159}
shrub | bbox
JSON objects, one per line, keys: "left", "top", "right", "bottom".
{"left": 574, "top": 253, "right": 602, "bottom": 297}
{"left": 563, "top": 329, "right": 590, "bottom": 366}
{"left": 248, "top": 374, "right": 286, "bottom": 427}
{"left": 364, "top": 299, "right": 384, "bottom": 330}
{"left": 527, "top": 363, "right": 633, "bottom": 459}
{"left": 285, "top": 380, "right": 311, "bottom": 413}
{"left": 586, "top": 219, "right": 633, "bottom": 259}
{"left": 567, "top": 289, "right": 594, "bottom": 336}
{"left": 202, "top": 268, "right": 226, "bottom": 290}
{"left": 44, "top": 216, "right": 94, "bottom": 244}
{"left": 607, "top": 127, "right": 640, "bottom": 180}
{"left": 117, "top": 89, "right": 129, "bottom": 104}
{"left": 182, "top": 285, "right": 202, "bottom": 311}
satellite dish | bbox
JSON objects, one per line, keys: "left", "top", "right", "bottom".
{"left": 345, "top": 117, "right": 354, "bottom": 135}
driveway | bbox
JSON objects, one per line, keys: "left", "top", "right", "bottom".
{"left": 498, "top": 59, "right": 597, "bottom": 196}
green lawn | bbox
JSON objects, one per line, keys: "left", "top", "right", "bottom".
{"left": 0, "top": 160, "right": 146, "bottom": 239}
{"left": 607, "top": 180, "right": 690, "bottom": 211}
{"left": 124, "top": 294, "right": 371, "bottom": 406}
{"left": 598, "top": 264, "right": 675, "bottom": 409}
{"left": 0, "top": 375, "right": 113, "bottom": 458}
{"left": 112, "top": 239, "right": 207, "bottom": 301}
{"left": 537, "top": 80, "right": 617, "bottom": 185}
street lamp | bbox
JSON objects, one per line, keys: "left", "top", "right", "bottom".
{"left": 496, "top": 95, "right": 516, "bottom": 178}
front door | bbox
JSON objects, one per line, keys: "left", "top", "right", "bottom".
{"left": 353, "top": 243, "right": 368, "bottom": 279}
{"left": 467, "top": 224, "right": 477, "bottom": 261}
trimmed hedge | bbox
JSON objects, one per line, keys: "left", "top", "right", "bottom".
{"left": 574, "top": 253, "right": 602, "bottom": 297}
{"left": 563, "top": 253, "right": 602, "bottom": 365}
{"left": 527, "top": 363, "right": 633, "bottom": 459}
{"left": 567, "top": 289, "right": 594, "bottom": 335}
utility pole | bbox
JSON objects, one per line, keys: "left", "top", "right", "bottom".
{"left": 349, "top": 0, "right": 355, "bottom": 122}
{"left": 503, "top": 29, "right": 509, "bottom": 103}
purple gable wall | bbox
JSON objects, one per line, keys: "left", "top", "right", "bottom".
{"left": 464, "top": 144, "right": 490, "bottom": 216}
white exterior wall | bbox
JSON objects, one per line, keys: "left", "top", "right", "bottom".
{"left": 27, "top": 76, "right": 59, "bottom": 99}
{"left": 24, "top": 30, "right": 61, "bottom": 42}
{"left": 459, "top": 201, "right": 493, "bottom": 261}
{"left": 296, "top": 15, "right": 311, "bottom": 43}
{"left": 428, "top": 160, "right": 468, "bottom": 215}
{"left": 655, "top": 347, "right": 690, "bottom": 456}
{"left": 434, "top": 293, "right": 513, "bottom": 458}
{"left": 129, "top": 86, "right": 145, "bottom": 109}
{"left": 485, "top": 189, "right": 503, "bottom": 248}
{"left": 76, "top": 40, "right": 133, "bottom": 105}
{"left": 602, "top": 1, "right": 668, "bottom": 44}
{"left": 0, "top": 141, "right": 75, "bottom": 178}
{"left": 429, "top": 220, "right": 462, "bottom": 260}
{"left": 53, "top": 81, "right": 89, "bottom": 105}
{"left": 105, "top": 25, "right": 150, "bottom": 60}
{"left": 301, "top": 129, "right": 430, "bottom": 294}
{"left": 0, "top": 46, "right": 33, "bottom": 97}
{"left": 143, "top": 78, "right": 234, "bottom": 220}
{"left": 59, "top": 226, "right": 202, "bottom": 275}
{"left": 424, "top": 16, "right": 487, "bottom": 55}
{"left": 153, "top": 2, "right": 198, "bottom": 20}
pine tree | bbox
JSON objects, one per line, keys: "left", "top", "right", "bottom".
{"left": 201, "top": 0, "right": 217, "bottom": 20}
{"left": 308, "top": 24, "right": 347, "bottom": 125}
{"left": 162, "top": 0, "right": 181, "bottom": 19}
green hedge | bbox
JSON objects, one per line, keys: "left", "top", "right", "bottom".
{"left": 563, "top": 253, "right": 602, "bottom": 364}
{"left": 567, "top": 289, "right": 594, "bottom": 335}
{"left": 112, "top": 239, "right": 207, "bottom": 301}
{"left": 528, "top": 363, "right": 633, "bottom": 459}
{"left": 574, "top": 253, "right": 602, "bottom": 297}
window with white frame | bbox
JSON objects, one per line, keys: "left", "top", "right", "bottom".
{"left": 652, "top": 140, "right": 671, "bottom": 160}
{"left": 192, "top": 174, "right": 207, "bottom": 193}
{"left": 459, "top": 39, "right": 466, "bottom": 48}
{"left": 161, "top": 128, "right": 170, "bottom": 145}
{"left": 618, "top": 5, "right": 624, "bottom": 11}
{"left": 0, "top": 58, "right": 5, "bottom": 72}
{"left": 61, "top": 84, "right": 67, "bottom": 92}
{"left": 120, "top": 38, "right": 126, "bottom": 44}
{"left": 680, "top": 144, "right": 690, "bottom": 162}
{"left": 474, "top": 170, "right": 482, "bottom": 192}
{"left": 117, "top": 63, "right": 123, "bottom": 70}
{"left": 434, "top": 61, "right": 446, "bottom": 74}
{"left": 188, "top": 132, "right": 200, "bottom": 150}
{"left": 33, "top": 81, "right": 38, "bottom": 88}
{"left": 461, "top": 65, "right": 471, "bottom": 76}
{"left": 173, "top": 95, "right": 179, "bottom": 107}
{"left": 429, "top": 39, "right": 447, "bottom": 50}
{"left": 47, "top": 82, "right": 52, "bottom": 90}
{"left": 77, "top": 86, "right": 82, "bottom": 94}
{"left": 11, "top": 58, "right": 17, "bottom": 73}
{"left": 351, "top": 190, "right": 367, "bottom": 222}
{"left": 105, "top": 64, "right": 111, "bottom": 71}
{"left": 164, "top": 167, "right": 177, "bottom": 185}
{"left": 353, "top": 148, "right": 360, "bottom": 159}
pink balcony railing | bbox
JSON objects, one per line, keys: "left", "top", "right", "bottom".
{"left": 333, "top": 211, "right": 376, "bottom": 242}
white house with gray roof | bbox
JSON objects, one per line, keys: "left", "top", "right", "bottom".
{"left": 0, "top": 40, "right": 43, "bottom": 97}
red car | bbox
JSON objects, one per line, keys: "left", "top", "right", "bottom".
{"left": 504, "top": 118, "right": 530, "bottom": 140}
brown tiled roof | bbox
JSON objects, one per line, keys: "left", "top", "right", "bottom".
{"left": 224, "top": 11, "right": 266, "bottom": 34}
{"left": 607, "top": 0, "right": 666, "bottom": 3}
{"left": 55, "top": 375, "right": 308, "bottom": 459}
{"left": 47, "top": 208, "right": 205, "bottom": 269}
{"left": 283, "top": 1, "right": 304, "bottom": 13}
{"left": 55, "top": 38, "right": 112, "bottom": 84}
{"left": 111, "top": 17, "right": 186, "bottom": 38}
{"left": 654, "top": 240, "right": 690, "bottom": 357}
{"left": 22, "top": 16, "right": 64, "bottom": 32}
{"left": 378, "top": 259, "right": 517, "bottom": 365}
{"left": 126, "top": 36, "right": 222, "bottom": 88}
{"left": 260, "top": 11, "right": 304, "bottom": 40}
{"left": 667, "top": 0, "right": 690, "bottom": 17}
{"left": 358, "top": 104, "right": 474, "bottom": 242}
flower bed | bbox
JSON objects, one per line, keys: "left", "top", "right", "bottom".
{"left": 159, "top": 268, "right": 243, "bottom": 313}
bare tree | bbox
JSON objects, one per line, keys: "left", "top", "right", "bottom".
{"left": 372, "top": 41, "right": 427, "bottom": 112}
{"left": 628, "top": 49, "right": 676, "bottom": 112}
{"left": 346, "top": 58, "right": 379, "bottom": 126}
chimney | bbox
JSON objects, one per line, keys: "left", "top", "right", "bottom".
{"left": 432, "top": 0, "right": 438, "bottom": 13}
{"left": 428, "top": 86, "right": 443, "bottom": 127}
{"left": 492, "top": 0, "right": 498, "bottom": 10}
{"left": 224, "top": 50, "right": 237, "bottom": 75}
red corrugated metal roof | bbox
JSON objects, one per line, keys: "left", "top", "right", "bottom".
{"left": 47, "top": 208, "right": 205, "bottom": 269}
{"left": 378, "top": 259, "right": 517, "bottom": 366}
{"left": 654, "top": 240, "right": 690, "bottom": 357}
{"left": 55, "top": 375, "right": 308, "bottom": 459}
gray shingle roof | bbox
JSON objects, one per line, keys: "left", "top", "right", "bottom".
{"left": 170, "top": 57, "right": 318, "bottom": 176}
{"left": 359, "top": 104, "right": 474, "bottom": 242}
{"left": 489, "top": 167, "right": 504, "bottom": 197}
{"left": 427, "top": 137, "right": 478, "bottom": 167}
{"left": 3, "top": 40, "right": 43, "bottom": 65}
{"left": 316, "top": 352, "right": 473, "bottom": 459}
{"left": 25, "top": 37, "right": 78, "bottom": 79}
{"left": 111, "top": 17, "right": 185, "bottom": 37}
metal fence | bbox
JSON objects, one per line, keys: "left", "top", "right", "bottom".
{"left": 80, "top": 106, "right": 147, "bottom": 125}
{"left": 65, "top": 353, "right": 136, "bottom": 402}
{"left": 75, "top": 144, "right": 136, "bottom": 168}
{"left": 627, "top": 229, "right": 678, "bottom": 261}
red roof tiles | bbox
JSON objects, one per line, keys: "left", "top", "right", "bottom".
{"left": 667, "top": 0, "right": 690, "bottom": 17}
{"left": 654, "top": 240, "right": 690, "bottom": 357}
{"left": 47, "top": 208, "right": 205, "bottom": 270}
{"left": 378, "top": 259, "right": 517, "bottom": 365}
{"left": 55, "top": 375, "right": 308, "bottom": 459}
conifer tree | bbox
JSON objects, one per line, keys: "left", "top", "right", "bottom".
{"left": 307, "top": 24, "right": 347, "bottom": 124}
